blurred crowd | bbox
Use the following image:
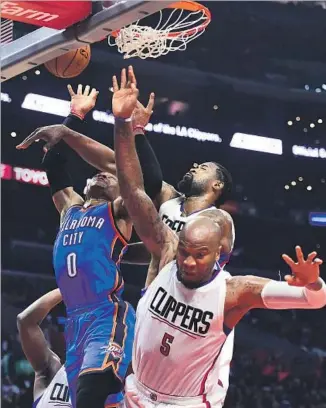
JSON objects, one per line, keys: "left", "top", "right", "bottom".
{"left": 2, "top": 272, "right": 326, "bottom": 408}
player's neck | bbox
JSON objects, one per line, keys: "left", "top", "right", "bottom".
{"left": 182, "top": 195, "right": 214, "bottom": 216}
{"left": 84, "top": 197, "right": 108, "bottom": 208}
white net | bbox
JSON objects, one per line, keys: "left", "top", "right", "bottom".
{"left": 108, "top": 5, "right": 210, "bottom": 59}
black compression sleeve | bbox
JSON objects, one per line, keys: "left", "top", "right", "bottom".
{"left": 42, "top": 142, "right": 73, "bottom": 196}
{"left": 135, "top": 134, "right": 163, "bottom": 199}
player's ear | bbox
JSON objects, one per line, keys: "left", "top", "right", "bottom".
{"left": 212, "top": 181, "right": 224, "bottom": 193}
{"left": 215, "top": 246, "right": 222, "bottom": 261}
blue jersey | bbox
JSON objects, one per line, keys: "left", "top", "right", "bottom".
{"left": 53, "top": 202, "right": 128, "bottom": 310}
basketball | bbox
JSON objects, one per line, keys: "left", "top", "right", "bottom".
{"left": 44, "top": 45, "right": 91, "bottom": 79}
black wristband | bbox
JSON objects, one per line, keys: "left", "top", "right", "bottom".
{"left": 63, "top": 114, "right": 85, "bottom": 134}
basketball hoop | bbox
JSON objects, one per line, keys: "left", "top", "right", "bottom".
{"left": 108, "top": 1, "right": 211, "bottom": 59}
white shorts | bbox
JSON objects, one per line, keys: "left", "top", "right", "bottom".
{"left": 121, "top": 374, "right": 225, "bottom": 408}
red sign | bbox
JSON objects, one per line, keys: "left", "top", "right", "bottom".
{"left": 1, "top": 164, "right": 12, "bottom": 180}
{"left": 1, "top": 163, "right": 49, "bottom": 186}
{"left": 1, "top": 1, "right": 92, "bottom": 29}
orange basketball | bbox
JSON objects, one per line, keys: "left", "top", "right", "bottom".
{"left": 44, "top": 45, "right": 91, "bottom": 79}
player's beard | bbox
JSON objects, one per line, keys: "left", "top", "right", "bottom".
{"left": 177, "top": 173, "right": 205, "bottom": 197}
{"left": 176, "top": 264, "right": 216, "bottom": 289}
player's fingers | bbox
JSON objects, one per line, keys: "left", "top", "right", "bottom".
{"left": 314, "top": 258, "right": 323, "bottom": 265}
{"left": 67, "top": 84, "right": 75, "bottom": 97}
{"left": 16, "top": 129, "right": 41, "bottom": 149}
{"left": 307, "top": 251, "right": 317, "bottom": 263}
{"left": 128, "top": 65, "right": 137, "bottom": 87}
{"left": 131, "top": 82, "right": 139, "bottom": 96}
{"left": 121, "top": 68, "right": 127, "bottom": 88}
{"left": 146, "top": 92, "right": 155, "bottom": 112}
{"left": 43, "top": 141, "right": 54, "bottom": 153}
{"left": 89, "top": 88, "right": 98, "bottom": 99}
{"left": 285, "top": 275, "right": 304, "bottom": 287}
{"left": 77, "top": 84, "right": 83, "bottom": 95}
{"left": 295, "top": 246, "right": 305, "bottom": 264}
{"left": 284, "top": 275, "right": 295, "bottom": 284}
{"left": 112, "top": 76, "right": 119, "bottom": 92}
{"left": 84, "top": 85, "right": 90, "bottom": 96}
{"left": 282, "top": 254, "right": 296, "bottom": 268}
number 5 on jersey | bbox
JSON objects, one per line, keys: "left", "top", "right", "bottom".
{"left": 67, "top": 253, "right": 77, "bottom": 277}
{"left": 160, "top": 333, "right": 174, "bottom": 356}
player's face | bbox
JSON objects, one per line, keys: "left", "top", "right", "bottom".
{"left": 86, "top": 172, "right": 120, "bottom": 201}
{"left": 177, "top": 162, "right": 219, "bottom": 196}
{"left": 176, "top": 239, "right": 220, "bottom": 288}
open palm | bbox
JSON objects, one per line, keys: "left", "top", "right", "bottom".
{"left": 282, "top": 246, "right": 323, "bottom": 286}
{"left": 68, "top": 84, "right": 99, "bottom": 117}
{"left": 112, "top": 66, "right": 139, "bottom": 119}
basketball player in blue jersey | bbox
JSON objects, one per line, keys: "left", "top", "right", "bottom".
{"left": 46, "top": 165, "right": 135, "bottom": 408}
{"left": 16, "top": 79, "right": 166, "bottom": 408}
{"left": 17, "top": 289, "right": 72, "bottom": 408}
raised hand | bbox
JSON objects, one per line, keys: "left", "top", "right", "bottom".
{"left": 68, "top": 84, "right": 99, "bottom": 118}
{"left": 112, "top": 66, "right": 139, "bottom": 119}
{"left": 282, "top": 246, "right": 323, "bottom": 286}
{"left": 16, "top": 124, "right": 67, "bottom": 153}
{"left": 132, "top": 93, "right": 155, "bottom": 133}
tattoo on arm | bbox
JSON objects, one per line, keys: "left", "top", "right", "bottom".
{"left": 114, "top": 121, "right": 177, "bottom": 260}
{"left": 227, "top": 275, "right": 271, "bottom": 310}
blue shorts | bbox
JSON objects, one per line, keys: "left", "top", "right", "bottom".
{"left": 64, "top": 298, "right": 135, "bottom": 407}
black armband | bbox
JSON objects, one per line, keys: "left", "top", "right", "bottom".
{"left": 135, "top": 134, "right": 163, "bottom": 199}
{"left": 42, "top": 142, "right": 73, "bottom": 196}
{"left": 63, "top": 114, "right": 85, "bottom": 134}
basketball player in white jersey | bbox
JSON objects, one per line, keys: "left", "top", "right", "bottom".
{"left": 112, "top": 66, "right": 326, "bottom": 408}
{"left": 17, "top": 289, "right": 72, "bottom": 408}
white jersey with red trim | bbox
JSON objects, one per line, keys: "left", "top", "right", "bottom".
{"left": 131, "top": 261, "right": 232, "bottom": 405}
{"left": 33, "top": 366, "right": 71, "bottom": 408}
{"left": 159, "top": 197, "right": 235, "bottom": 269}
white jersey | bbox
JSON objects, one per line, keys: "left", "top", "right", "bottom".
{"left": 159, "top": 196, "right": 216, "bottom": 234}
{"left": 132, "top": 261, "right": 232, "bottom": 406}
{"left": 158, "top": 196, "right": 235, "bottom": 405}
{"left": 34, "top": 366, "right": 71, "bottom": 408}
{"left": 159, "top": 197, "right": 235, "bottom": 268}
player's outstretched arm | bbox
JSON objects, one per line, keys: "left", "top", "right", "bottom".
{"left": 17, "top": 289, "right": 63, "bottom": 378}
{"left": 17, "top": 84, "right": 116, "bottom": 174}
{"left": 224, "top": 246, "right": 326, "bottom": 329}
{"left": 113, "top": 66, "right": 177, "bottom": 265}
{"left": 17, "top": 124, "right": 116, "bottom": 175}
